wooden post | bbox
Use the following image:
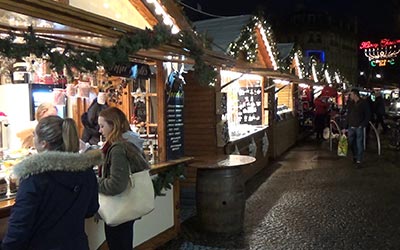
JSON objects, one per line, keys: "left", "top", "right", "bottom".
{"left": 157, "top": 61, "right": 166, "bottom": 162}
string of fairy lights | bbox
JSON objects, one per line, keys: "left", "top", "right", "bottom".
{"left": 224, "top": 15, "right": 346, "bottom": 86}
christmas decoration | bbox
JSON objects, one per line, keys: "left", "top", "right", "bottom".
{"left": 217, "top": 119, "right": 230, "bottom": 147}
{"left": 249, "top": 137, "right": 257, "bottom": 157}
{"left": 262, "top": 132, "right": 269, "bottom": 157}
{"left": 0, "top": 25, "right": 216, "bottom": 86}
{"left": 360, "top": 38, "right": 400, "bottom": 67}
{"left": 102, "top": 79, "right": 129, "bottom": 105}
{"left": 232, "top": 145, "right": 240, "bottom": 155}
{"left": 227, "top": 16, "right": 279, "bottom": 69}
{"left": 152, "top": 164, "right": 185, "bottom": 197}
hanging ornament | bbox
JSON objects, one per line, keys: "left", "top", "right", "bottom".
{"left": 249, "top": 137, "right": 257, "bottom": 157}
{"left": 232, "top": 145, "right": 240, "bottom": 155}
{"left": 262, "top": 132, "right": 269, "bottom": 157}
{"left": 22, "top": 53, "right": 43, "bottom": 74}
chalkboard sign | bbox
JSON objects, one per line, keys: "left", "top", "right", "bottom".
{"left": 165, "top": 71, "right": 185, "bottom": 160}
{"left": 106, "top": 62, "right": 151, "bottom": 79}
{"left": 238, "top": 86, "right": 262, "bottom": 125}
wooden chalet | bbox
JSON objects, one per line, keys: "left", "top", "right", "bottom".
{"left": 0, "top": 0, "right": 235, "bottom": 249}
{"left": 182, "top": 15, "right": 310, "bottom": 188}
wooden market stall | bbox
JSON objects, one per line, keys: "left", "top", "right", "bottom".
{"left": 0, "top": 0, "right": 232, "bottom": 249}
{"left": 183, "top": 15, "right": 307, "bottom": 188}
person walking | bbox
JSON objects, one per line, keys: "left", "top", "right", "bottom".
{"left": 346, "top": 89, "right": 371, "bottom": 167}
{"left": 373, "top": 91, "right": 388, "bottom": 134}
{"left": 97, "top": 107, "right": 149, "bottom": 250}
{"left": 1, "top": 116, "right": 102, "bottom": 250}
{"left": 314, "top": 94, "right": 330, "bottom": 141}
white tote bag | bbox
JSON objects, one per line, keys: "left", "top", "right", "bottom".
{"left": 98, "top": 170, "right": 155, "bottom": 226}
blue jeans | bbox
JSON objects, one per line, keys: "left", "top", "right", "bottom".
{"left": 348, "top": 126, "right": 364, "bottom": 162}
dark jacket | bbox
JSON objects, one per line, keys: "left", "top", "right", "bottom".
{"left": 98, "top": 141, "right": 148, "bottom": 196}
{"left": 347, "top": 98, "right": 371, "bottom": 128}
{"left": 2, "top": 150, "right": 102, "bottom": 250}
{"left": 374, "top": 96, "right": 386, "bottom": 116}
{"left": 81, "top": 98, "right": 108, "bottom": 145}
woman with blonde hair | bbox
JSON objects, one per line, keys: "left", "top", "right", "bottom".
{"left": 2, "top": 116, "right": 102, "bottom": 250}
{"left": 16, "top": 102, "right": 58, "bottom": 148}
{"left": 98, "top": 107, "right": 148, "bottom": 250}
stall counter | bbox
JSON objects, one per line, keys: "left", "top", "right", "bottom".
{"left": 224, "top": 126, "right": 270, "bottom": 182}
{"left": 0, "top": 156, "right": 193, "bottom": 250}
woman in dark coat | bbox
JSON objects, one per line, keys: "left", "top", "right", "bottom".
{"left": 1, "top": 116, "right": 102, "bottom": 250}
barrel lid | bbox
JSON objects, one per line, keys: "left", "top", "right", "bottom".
{"left": 192, "top": 155, "right": 256, "bottom": 169}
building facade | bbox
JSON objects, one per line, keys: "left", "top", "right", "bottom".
{"left": 271, "top": 9, "right": 358, "bottom": 85}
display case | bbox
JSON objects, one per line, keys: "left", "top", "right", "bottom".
{"left": 220, "top": 70, "right": 267, "bottom": 142}
{"left": 130, "top": 66, "right": 159, "bottom": 162}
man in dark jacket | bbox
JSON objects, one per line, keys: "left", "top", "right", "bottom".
{"left": 373, "top": 91, "right": 387, "bottom": 134}
{"left": 347, "top": 89, "right": 371, "bottom": 167}
{"left": 81, "top": 98, "right": 108, "bottom": 145}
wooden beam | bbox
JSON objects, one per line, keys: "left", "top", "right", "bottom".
{"left": 128, "top": 0, "right": 158, "bottom": 27}
{"left": 159, "top": 0, "right": 193, "bottom": 31}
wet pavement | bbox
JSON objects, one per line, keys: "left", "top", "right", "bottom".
{"left": 158, "top": 135, "right": 400, "bottom": 250}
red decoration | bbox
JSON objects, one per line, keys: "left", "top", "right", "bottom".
{"left": 360, "top": 38, "right": 400, "bottom": 49}
{"left": 321, "top": 86, "right": 337, "bottom": 97}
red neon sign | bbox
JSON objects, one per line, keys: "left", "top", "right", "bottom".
{"left": 359, "top": 38, "right": 400, "bottom": 49}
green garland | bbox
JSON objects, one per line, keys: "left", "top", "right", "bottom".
{"left": 152, "top": 164, "right": 185, "bottom": 197}
{"left": 0, "top": 25, "right": 216, "bottom": 86}
{"left": 227, "top": 16, "right": 280, "bottom": 67}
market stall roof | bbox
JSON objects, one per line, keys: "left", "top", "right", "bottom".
{"left": 0, "top": 8, "right": 117, "bottom": 50}
{"left": 193, "top": 15, "right": 253, "bottom": 53}
{"left": 277, "top": 43, "right": 295, "bottom": 61}
{"left": 194, "top": 14, "right": 281, "bottom": 70}
{"left": 0, "top": 0, "right": 235, "bottom": 66}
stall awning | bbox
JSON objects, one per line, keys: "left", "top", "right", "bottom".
{"left": 0, "top": 0, "right": 235, "bottom": 66}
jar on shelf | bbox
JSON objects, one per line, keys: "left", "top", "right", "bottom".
{"left": 12, "top": 61, "right": 30, "bottom": 83}
{"left": 0, "top": 176, "right": 7, "bottom": 196}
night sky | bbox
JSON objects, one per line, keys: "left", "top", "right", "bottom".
{"left": 180, "top": 0, "right": 400, "bottom": 86}
{"left": 181, "top": 0, "right": 400, "bottom": 39}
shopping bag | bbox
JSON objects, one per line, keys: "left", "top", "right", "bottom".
{"left": 98, "top": 170, "right": 155, "bottom": 226}
{"left": 337, "top": 134, "right": 348, "bottom": 157}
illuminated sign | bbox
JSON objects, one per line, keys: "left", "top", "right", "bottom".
{"left": 360, "top": 38, "right": 400, "bottom": 67}
{"left": 305, "top": 50, "right": 325, "bottom": 63}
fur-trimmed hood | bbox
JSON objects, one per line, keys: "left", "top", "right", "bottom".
{"left": 13, "top": 149, "right": 103, "bottom": 180}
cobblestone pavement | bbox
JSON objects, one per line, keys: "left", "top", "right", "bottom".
{"left": 158, "top": 136, "right": 400, "bottom": 250}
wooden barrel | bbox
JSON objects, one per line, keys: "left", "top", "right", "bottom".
{"left": 196, "top": 166, "right": 245, "bottom": 233}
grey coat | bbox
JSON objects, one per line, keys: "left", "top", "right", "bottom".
{"left": 98, "top": 141, "right": 149, "bottom": 196}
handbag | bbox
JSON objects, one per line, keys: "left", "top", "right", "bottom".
{"left": 337, "top": 134, "right": 348, "bottom": 157}
{"left": 98, "top": 170, "right": 155, "bottom": 226}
